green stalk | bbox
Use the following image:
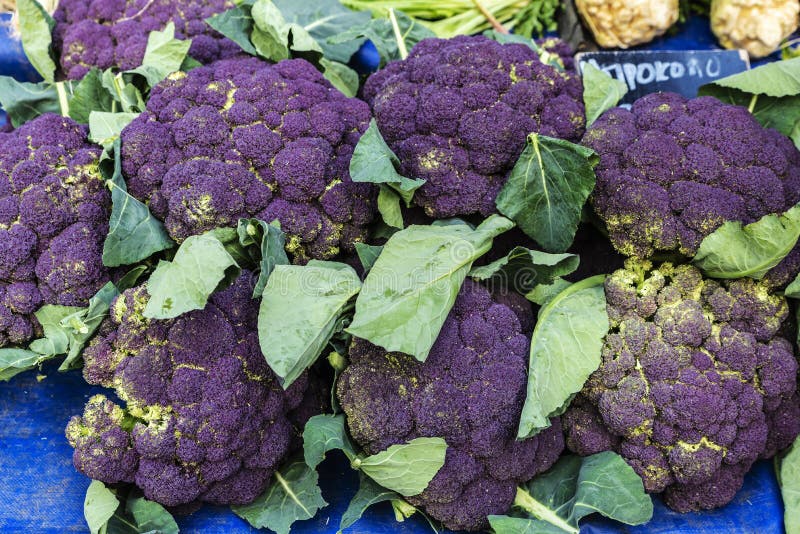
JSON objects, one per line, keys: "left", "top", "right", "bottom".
{"left": 748, "top": 93, "right": 759, "bottom": 114}
{"left": 513, "top": 487, "right": 579, "bottom": 534}
{"left": 55, "top": 81, "right": 70, "bottom": 117}
{"left": 388, "top": 8, "right": 409, "bottom": 59}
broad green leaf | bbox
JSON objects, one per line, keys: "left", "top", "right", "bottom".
{"left": 356, "top": 437, "right": 447, "bottom": 497}
{"left": 237, "top": 218, "right": 289, "bottom": 298}
{"left": 127, "top": 22, "right": 193, "bottom": 85}
{"left": 496, "top": 134, "right": 598, "bottom": 253}
{"left": 347, "top": 215, "right": 514, "bottom": 361}
{"left": 274, "top": 0, "right": 371, "bottom": 63}
{"left": 285, "top": 23, "right": 326, "bottom": 64}
{"left": 469, "top": 246, "right": 579, "bottom": 294}
{"left": 489, "top": 452, "right": 653, "bottom": 533}
{"left": 258, "top": 261, "right": 361, "bottom": 387}
{"left": 30, "top": 305, "right": 79, "bottom": 357}
{"left": 786, "top": 274, "right": 800, "bottom": 299}
{"left": 350, "top": 119, "right": 426, "bottom": 207}
{"left": 354, "top": 243, "right": 383, "bottom": 274}
{"left": 781, "top": 437, "right": 800, "bottom": 534}
{"left": 144, "top": 233, "right": 240, "bottom": 319}
{"left": 321, "top": 58, "right": 359, "bottom": 97}
{"left": 693, "top": 203, "right": 800, "bottom": 279}
{"left": 68, "top": 69, "right": 115, "bottom": 124}
{"left": 0, "top": 77, "right": 59, "bottom": 127}
{"left": 58, "top": 281, "right": 121, "bottom": 371}
{"left": 705, "top": 57, "right": 800, "bottom": 98}
{"left": 16, "top": 0, "right": 57, "bottom": 82}
{"left": 518, "top": 275, "right": 608, "bottom": 439}
{"left": 101, "top": 71, "right": 146, "bottom": 114}
{"left": 125, "top": 496, "right": 179, "bottom": 534}
{"left": 102, "top": 140, "right": 175, "bottom": 267}
{"left": 581, "top": 62, "right": 627, "bottom": 126}
{"left": 88, "top": 111, "right": 139, "bottom": 150}
{"left": 526, "top": 278, "right": 572, "bottom": 306}
{"left": 206, "top": 5, "right": 258, "bottom": 55}
{"left": 0, "top": 348, "right": 48, "bottom": 381}
{"left": 233, "top": 459, "right": 327, "bottom": 534}
{"left": 328, "top": 10, "right": 435, "bottom": 67}
{"left": 302, "top": 414, "right": 357, "bottom": 469}
{"left": 339, "top": 473, "right": 398, "bottom": 533}
{"left": 84, "top": 481, "right": 119, "bottom": 534}
{"left": 377, "top": 186, "right": 404, "bottom": 229}
{"left": 251, "top": 0, "right": 292, "bottom": 61}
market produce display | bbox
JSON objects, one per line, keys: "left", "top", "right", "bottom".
{"left": 0, "top": 0, "right": 800, "bottom": 533}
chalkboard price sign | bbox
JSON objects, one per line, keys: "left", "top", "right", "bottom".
{"left": 576, "top": 50, "right": 750, "bottom": 104}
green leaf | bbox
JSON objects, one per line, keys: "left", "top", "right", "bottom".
{"left": 125, "top": 496, "right": 179, "bottom": 534}
{"left": 303, "top": 414, "right": 357, "bottom": 469}
{"left": 206, "top": 5, "right": 258, "bottom": 56}
{"left": 377, "top": 186, "right": 404, "bottom": 229}
{"left": 251, "top": 0, "right": 292, "bottom": 61}
{"left": 525, "top": 277, "right": 573, "bottom": 307}
{"left": 693, "top": 203, "right": 800, "bottom": 279}
{"left": 68, "top": 69, "right": 115, "bottom": 124}
{"left": 144, "top": 232, "right": 239, "bottom": 319}
{"left": 354, "top": 243, "right": 383, "bottom": 274}
{"left": 127, "top": 22, "right": 193, "bottom": 86}
{"left": 706, "top": 57, "right": 800, "bottom": 98}
{"left": 16, "top": 0, "right": 57, "bottom": 83}
{"left": 0, "top": 77, "right": 59, "bottom": 127}
{"left": 347, "top": 215, "right": 513, "bottom": 361}
{"left": 581, "top": 62, "right": 627, "bottom": 126}
{"left": 58, "top": 281, "right": 121, "bottom": 371}
{"left": 101, "top": 71, "right": 146, "bottom": 115}
{"left": 0, "top": 348, "right": 48, "bottom": 381}
{"left": 84, "top": 481, "right": 120, "bottom": 534}
{"left": 273, "top": 0, "right": 371, "bottom": 63}
{"left": 102, "top": 140, "right": 175, "bottom": 267}
{"left": 780, "top": 437, "right": 800, "bottom": 534}
{"left": 496, "top": 133, "right": 598, "bottom": 253}
{"left": 88, "top": 111, "right": 139, "bottom": 150}
{"left": 258, "top": 261, "right": 361, "bottom": 387}
{"left": 233, "top": 459, "right": 327, "bottom": 534}
{"left": 357, "top": 437, "right": 447, "bottom": 497}
{"left": 30, "top": 305, "right": 79, "bottom": 357}
{"left": 237, "top": 218, "right": 290, "bottom": 298}
{"left": 339, "top": 473, "right": 398, "bottom": 533}
{"left": 328, "top": 10, "right": 435, "bottom": 67}
{"left": 786, "top": 274, "right": 800, "bottom": 298}
{"left": 489, "top": 452, "right": 653, "bottom": 533}
{"left": 518, "top": 275, "right": 608, "bottom": 439}
{"left": 350, "top": 119, "right": 425, "bottom": 207}
{"left": 469, "top": 246, "right": 579, "bottom": 294}
{"left": 321, "top": 58, "right": 359, "bottom": 97}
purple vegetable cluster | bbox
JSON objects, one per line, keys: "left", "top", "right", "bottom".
{"left": 362, "top": 35, "right": 585, "bottom": 218}
{"left": 583, "top": 92, "right": 800, "bottom": 285}
{"left": 0, "top": 114, "right": 109, "bottom": 347}
{"left": 121, "top": 56, "right": 377, "bottom": 262}
{"left": 337, "top": 281, "right": 564, "bottom": 531}
{"left": 563, "top": 259, "right": 800, "bottom": 512}
{"left": 53, "top": 0, "right": 239, "bottom": 80}
{"left": 66, "top": 273, "right": 326, "bottom": 508}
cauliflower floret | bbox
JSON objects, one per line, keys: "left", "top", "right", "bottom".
{"left": 337, "top": 280, "right": 564, "bottom": 531}
{"left": 66, "top": 273, "right": 326, "bottom": 508}
{"left": 0, "top": 114, "right": 109, "bottom": 347}
{"left": 563, "top": 260, "right": 800, "bottom": 513}
{"left": 53, "top": 0, "right": 239, "bottom": 80}
{"left": 120, "top": 56, "right": 376, "bottom": 263}
{"left": 711, "top": 0, "right": 800, "bottom": 58}
{"left": 362, "top": 35, "right": 585, "bottom": 219}
{"left": 576, "top": 0, "right": 679, "bottom": 48}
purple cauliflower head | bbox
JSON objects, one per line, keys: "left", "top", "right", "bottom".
{"left": 66, "top": 273, "right": 326, "bottom": 508}
{"left": 120, "top": 56, "right": 376, "bottom": 263}
{"left": 362, "top": 35, "right": 585, "bottom": 219}
{"left": 562, "top": 259, "right": 800, "bottom": 513}
{"left": 0, "top": 114, "right": 109, "bottom": 348}
{"left": 337, "top": 280, "right": 564, "bottom": 531}
{"left": 583, "top": 92, "right": 800, "bottom": 286}
{"left": 53, "top": 0, "right": 239, "bottom": 80}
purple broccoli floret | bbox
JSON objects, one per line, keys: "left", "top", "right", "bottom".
{"left": 0, "top": 114, "right": 109, "bottom": 348}
{"left": 362, "top": 35, "right": 585, "bottom": 219}
{"left": 120, "top": 56, "right": 376, "bottom": 263}
{"left": 562, "top": 259, "right": 800, "bottom": 513}
{"left": 66, "top": 273, "right": 327, "bottom": 508}
{"left": 583, "top": 93, "right": 800, "bottom": 286}
{"left": 337, "top": 280, "right": 564, "bottom": 531}
{"left": 53, "top": 0, "right": 239, "bottom": 80}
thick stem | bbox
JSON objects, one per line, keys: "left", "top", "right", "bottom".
{"left": 472, "top": 0, "right": 509, "bottom": 34}
{"left": 388, "top": 8, "right": 409, "bottom": 60}
{"left": 513, "top": 487, "right": 579, "bottom": 534}
{"left": 748, "top": 93, "right": 759, "bottom": 114}
{"left": 55, "top": 82, "right": 70, "bottom": 117}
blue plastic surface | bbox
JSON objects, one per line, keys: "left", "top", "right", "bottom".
{"left": 0, "top": 11, "right": 790, "bottom": 534}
